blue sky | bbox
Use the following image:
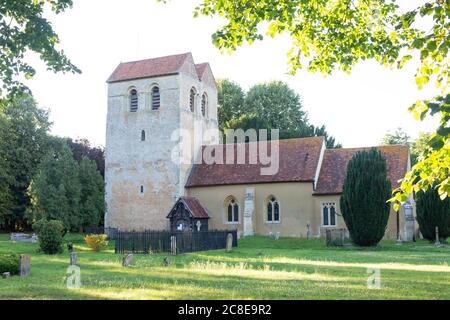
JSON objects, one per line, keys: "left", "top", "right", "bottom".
{"left": 25, "top": 0, "right": 438, "bottom": 147}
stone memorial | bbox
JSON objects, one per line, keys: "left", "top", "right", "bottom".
{"left": 274, "top": 232, "right": 280, "bottom": 240}
{"left": 70, "top": 252, "right": 78, "bottom": 266}
{"left": 2, "top": 272, "right": 10, "bottom": 279}
{"left": 19, "top": 254, "right": 31, "bottom": 277}
{"left": 403, "top": 201, "right": 415, "bottom": 242}
{"left": 163, "top": 257, "right": 170, "bottom": 267}
{"left": 243, "top": 188, "right": 255, "bottom": 236}
{"left": 325, "top": 229, "right": 345, "bottom": 246}
{"left": 225, "top": 233, "right": 233, "bottom": 252}
{"left": 122, "top": 253, "right": 134, "bottom": 267}
{"left": 10, "top": 233, "right": 38, "bottom": 243}
{"left": 67, "top": 243, "right": 73, "bottom": 253}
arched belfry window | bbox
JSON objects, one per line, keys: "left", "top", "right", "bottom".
{"left": 189, "top": 88, "right": 196, "bottom": 113}
{"left": 141, "top": 130, "right": 145, "bottom": 141}
{"left": 151, "top": 86, "right": 160, "bottom": 110}
{"left": 130, "top": 89, "right": 138, "bottom": 112}
{"left": 225, "top": 196, "right": 239, "bottom": 223}
{"left": 267, "top": 196, "right": 280, "bottom": 222}
{"left": 201, "top": 93, "right": 207, "bottom": 117}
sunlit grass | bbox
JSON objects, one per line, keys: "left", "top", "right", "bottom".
{"left": 0, "top": 234, "right": 448, "bottom": 300}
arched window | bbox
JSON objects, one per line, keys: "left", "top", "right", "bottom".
{"left": 189, "top": 88, "right": 196, "bottom": 113}
{"left": 201, "top": 93, "right": 207, "bottom": 117}
{"left": 141, "top": 130, "right": 145, "bottom": 141}
{"left": 151, "top": 86, "right": 160, "bottom": 110}
{"left": 225, "top": 196, "right": 239, "bottom": 223}
{"left": 322, "top": 202, "right": 336, "bottom": 226}
{"left": 130, "top": 89, "right": 138, "bottom": 112}
{"left": 266, "top": 196, "right": 280, "bottom": 222}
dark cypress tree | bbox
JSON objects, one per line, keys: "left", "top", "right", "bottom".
{"left": 340, "top": 149, "right": 392, "bottom": 246}
{"left": 416, "top": 186, "right": 450, "bottom": 242}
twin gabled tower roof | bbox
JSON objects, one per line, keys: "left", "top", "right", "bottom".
{"left": 107, "top": 52, "right": 212, "bottom": 83}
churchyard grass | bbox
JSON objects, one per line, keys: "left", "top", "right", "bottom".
{"left": 0, "top": 233, "right": 449, "bottom": 299}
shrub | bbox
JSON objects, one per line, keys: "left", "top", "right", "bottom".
{"left": 84, "top": 234, "right": 108, "bottom": 252}
{"left": 33, "top": 219, "right": 64, "bottom": 254}
{"left": 416, "top": 186, "right": 450, "bottom": 242}
{"left": 340, "top": 149, "right": 392, "bottom": 246}
{"left": 0, "top": 253, "right": 19, "bottom": 275}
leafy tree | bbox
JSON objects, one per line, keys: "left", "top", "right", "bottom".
{"left": 416, "top": 185, "right": 450, "bottom": 242}
{"left": 33, "top": 219, "right": 65, "bottom": 254}
{"left": 0, "top": 0, "right": 80, "bottom": 96}
{"left": 0, "top": 95, "right": 51, "bottom": 230}
{"left": 381, "top": 128, "right": 411, "bottom": 146}
{"left": 410, "top": 132, "right": 433, "bottom": 165}
{"left": 217, "top": 79, "right": 245, "bottom": 132}
{"left": 28, "top": 139, "right": 82, "bottom": 232}
{"left": 67, "top": 138, "right": 105, "bottom": 177}
{"left": 340, "top": 149, "right": 392, "bottom": 246}
{"left": 78, "top": 157, "right": 104, "bottom": 229}
{"left": 219, "top": 80, "right": 341, "bottom": 147}
{"left": 182, "top": 0, "right": 449, "bottom": 200}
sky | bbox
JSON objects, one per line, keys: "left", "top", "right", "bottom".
{"left": 25, "top": 0, "right": 439, "bottom": 148}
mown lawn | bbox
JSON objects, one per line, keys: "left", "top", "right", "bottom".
{"left": 0, "top": 234, "right": 449, "bottom": 300}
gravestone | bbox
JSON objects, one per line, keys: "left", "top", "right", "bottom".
{"left": 67, "top": 243, "right": 73, "bottom": 253}
{"left": 435, "top": 226, "right": 441, "bottom": 246}
{"left": 163, "top": 257, "right": 170, "bottom": 267}
{"left": 325, "top": 229, "right": 345, "bottom": 247}
{"left": 122, "top": 254, "right": 134, "bottom": 267}
{"left": 19, "top": 254, "right": 31, "bottom": 277}
{"left": 225, "top": 233, "right": 233, "bottom": 252}
{"left": 2, "top": 272, "right": 10, "bottom": 279}
{"left": 196, "top": 220, "right": 202, "bottom": 232}
{"left": 70, "top": 252, "right": 78, "bottom": 266}
{"left": 274, "top": 232, "right": 280, "bottom": 240}
{"left": 243, "top": 188, "right": 255, "bottom": 236}
{"left": 403, "top": 201, "right": 415, "bottom": 242}
{"left": 10, "top": 233, "right": 38, "bottom": 243}
{"left": 170, "top": 236, "right": 177, "bottom": 255}
{"left": 306, "top": 223, "right": 311, "bottom": 240}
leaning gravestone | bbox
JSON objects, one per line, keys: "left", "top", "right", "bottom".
{"left": 225, "top": 233, "right": 233, "bottom": 252}
{"left": 70, "top": 252, "right": 78, "bottom": 266}
{"left": 19, "top": 254, "right": 31, "bottom": 277}
{"left": 122, "top": 254, "right": 134, "bottom": 267}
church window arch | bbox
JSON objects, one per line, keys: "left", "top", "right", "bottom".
{"left": 224, "top": 196, "right": 239, "bottom": 224}
{"left": 189, "top": 87, "right": 196, "bottom": 113}
{"left": 151, "top": 86, "right": 160, "bottom": 110}
{"left": 129, "top": 89, "right": 138, "bottom": 112}
{"left": 266, "top": 195, "right": 280, "bottom": 223}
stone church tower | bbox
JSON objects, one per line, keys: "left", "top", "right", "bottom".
{"left": 104, "top": 53, "right": 218, "bottom": 231}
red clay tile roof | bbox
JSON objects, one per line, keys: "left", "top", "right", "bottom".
{"left": 167, "top": 196, "right": 210, "bottom": 219}
{"left": 186, "top": 137, "right": 325, "bottom": 187}
{"left": 195, "top": 63, "right": 209, "bottom": 79}
{"left": 314, "top": 145, "right": 410, "bottom": 195}
{"left": 107, "top": 53, "right": 191, "bottom": 83}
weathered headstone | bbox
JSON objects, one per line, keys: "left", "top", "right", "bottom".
{"left": 274, "top": 232, "right": 280, "bottom": 240}
{"left": 70, "top": 252, "right": 78, "bottom": 266}
{"left": 196, "top": 220, "right": 202, "bottom": 232}
{"left": 306, "top": 223, "right": 311, "bottom": 240}
{"left": 10, "top": 233, "right": 38, "bottom": 243}
{"left": 2, "top": 272, "right": 10, "bottom": 279}
{"left": 435, "top": 226, "right": 441, "bottom": 246}
{"left": 325, "top": 229, "right": 345, "bottom": 247}
{"left": 163, "top": 257, "right": 170, "bottom": 267}
{"left": 122, "top": 254, "right": 134, "bottom": 267}
{"left": 225, "top": 233, "right": 233, "bottom": 252}
{"left": 19, "top": 254, "right": 31, "bottom": 277}
{"left": 403, "top": 201, "right": 415, "bottom": 242}
{"left": 170, "top": 235, "right": 177, "bottom": 255}
{"left": 243, "top": 187, "right": 255, "bottom": 236}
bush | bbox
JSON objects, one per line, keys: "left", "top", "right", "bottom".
{"left": 340, "top": 149, "right": 392, "bottom": 246}
{"left": 84, "top": 234, "right": 108, "bottom": 252}
{"left": 33, "top": 219, "right": 64, "bottom": 254}
{"left": 416, "top": 186, "right": 450, "bottom": 242}
{"left": 0, "top": 253, "right": 19, "bottom": 275}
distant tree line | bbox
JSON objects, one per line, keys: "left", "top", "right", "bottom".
{"left": 0, "top": 94, "right": 104, "bottom": 232}
{"left": 217, "top": 79, "right": 341, "bottom": 148}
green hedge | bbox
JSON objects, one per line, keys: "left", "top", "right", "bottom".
{"left": 0, "top": 252, "right": 19, "bottom": 275}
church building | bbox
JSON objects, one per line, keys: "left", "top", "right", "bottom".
{"left": 105, "top": 52, "right": 416, "bottom": 240}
